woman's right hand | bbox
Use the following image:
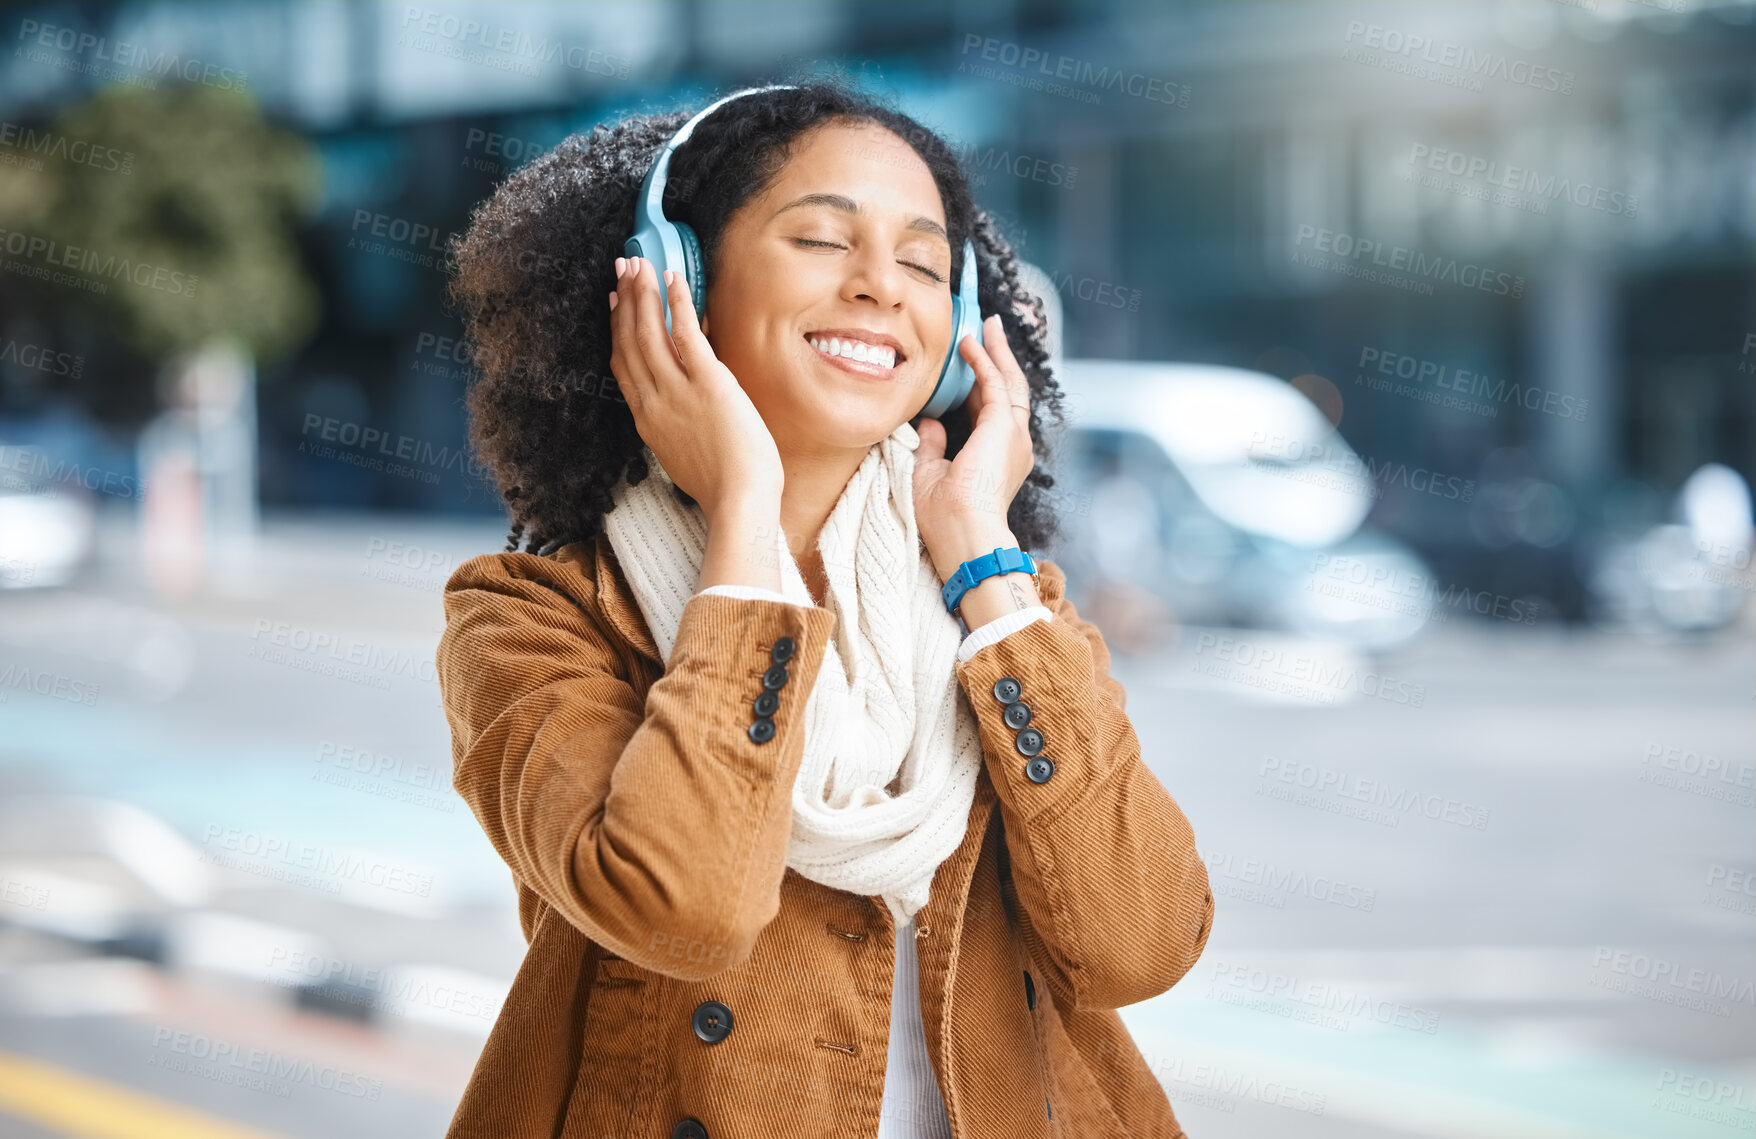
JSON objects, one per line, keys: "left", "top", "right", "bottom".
{"left": 607, "top": 256, "right": 784, "bottom": 525}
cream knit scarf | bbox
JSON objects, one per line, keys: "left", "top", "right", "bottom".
{"left": 603, "top": 420, "right": 982, "bottom": 928}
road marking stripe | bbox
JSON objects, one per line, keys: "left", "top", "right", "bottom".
{"left": 0, "top": 1051, "right": 283, "bottom": 1139}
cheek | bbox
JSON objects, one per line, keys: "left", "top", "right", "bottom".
{"left": 922, "top": 306, "right": 956, "bottom": 361}
{"left": 915, "top": 330, "right": 952, "bottom": 382}
{"left": 705, "top": 329, "right": 776, "bottom": 395}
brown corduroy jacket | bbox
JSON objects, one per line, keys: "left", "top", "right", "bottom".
{"left": 435, "top": 533, "right": 1214, "bottom": 1139}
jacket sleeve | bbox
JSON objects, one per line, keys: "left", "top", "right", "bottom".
{"left": 953, "top": 559, "right": 1214, "bottom": 1011}
{"left": 436, "top": 551, "right": 836, "bottom": 982}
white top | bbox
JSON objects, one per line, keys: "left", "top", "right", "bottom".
{"left": 877, "top": 917, "right": 952, "bottom": 1137}
{"left": 697, "top": 582, "right": 1050, "bottom": 1134}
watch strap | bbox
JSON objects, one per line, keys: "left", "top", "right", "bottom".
{"left": 942, "top": 546, "right": 1039, "bottom": 615}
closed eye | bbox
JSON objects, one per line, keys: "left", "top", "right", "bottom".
{"left": 793, "top": 238, "right": 948, "bottom": 285}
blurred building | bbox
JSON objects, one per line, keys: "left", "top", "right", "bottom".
{"left": 0, "top": 0, "right": 1751, "bottom": 616}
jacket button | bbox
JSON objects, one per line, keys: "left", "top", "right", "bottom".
{"left": 762, "top": 664, "right": 790, "bottom": 691}
{"left": 1025, "top": 756, "right": 1055, "bottom": 784}
{"left": 691, "top": 1000, "right": 734, "bottom": 1044}
{"left": 1023, "top": 969, "right": 1037, "bottom": 1010}
{"left": 753, "top": 690, "right": 779, "bottom": 717}
{"left": 1002, "top": 701, "right": 1032, "bottom": 730}
{"left": 771, "top": 636, "right": 796, "bottom": 663}
{"left": 992, "top": 676, "right": 1022, "bottom": 704}
{"left": 672, "top": 1119, "right": 709, "bottom": 1139}
{"left": 747, "top": 717, "right": 776, "bottom": 745}
{"left": 1015, "top": 728, "right": 1045, "bottom": 756}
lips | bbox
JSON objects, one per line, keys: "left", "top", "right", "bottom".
{"left": 803, "top": 328, "right": 908, "bottom": 363}
{"left": 806, "top": 337, "right": 896, "bottom": 371}
{"left": 804, "top": 336, "right": 904, "bottom": 382}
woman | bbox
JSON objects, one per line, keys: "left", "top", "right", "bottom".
{"left": 437, "top": 80, "right": 1213, "bottom": 1139}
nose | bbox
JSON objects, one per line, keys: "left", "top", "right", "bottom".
{"left": 842, "top": 245, "right": 906, "bottom": 310}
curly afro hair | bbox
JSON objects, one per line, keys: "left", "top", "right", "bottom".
{"left": 447, "top": 79, "right": 1069, "bottom": 557}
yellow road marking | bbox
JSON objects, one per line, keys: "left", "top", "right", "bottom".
{"left": 0, "top": 1051, "right": 285, "bottom": 1139}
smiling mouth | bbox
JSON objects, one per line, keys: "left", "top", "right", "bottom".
{"left": 804, "top": 334, "right": 903, "bottom": 372}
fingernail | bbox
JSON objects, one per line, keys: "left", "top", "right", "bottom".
{"left": 663, "top": 269, "right": 673, "bottom": 287}
{"left": 609, "top": 292, "right": 618, "bottom": 311}
{"left": 615, "top": 257, "right": 625, "bottom": 278}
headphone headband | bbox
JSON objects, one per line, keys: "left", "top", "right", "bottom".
{"left": 638, "top": 85, "right": 796, "bottom": 229}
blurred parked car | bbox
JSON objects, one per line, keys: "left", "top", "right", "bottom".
{"left": 1585, "top": 462, "right": 1753, "bottom": 634}
{"left": 1045, "top": 360, "right": 1436, "bottom": 655}
{"left": 0, "top": 445, "right": 97, "bottom": 589}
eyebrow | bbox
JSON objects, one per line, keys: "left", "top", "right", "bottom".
{"left": 773, "top": 192, "right": 949, "bottom": 244}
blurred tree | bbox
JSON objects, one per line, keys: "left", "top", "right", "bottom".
{"left": 0, "top": 82, "right": 323, "bottom": 591}
{"left": 0, "top": 81, "right": 322, "bottom": 378}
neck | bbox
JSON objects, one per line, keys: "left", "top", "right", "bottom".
{"left": 777, "top": 438, "right": 875, "bottom": 563}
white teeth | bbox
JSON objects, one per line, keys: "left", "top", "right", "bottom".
{"left": 809, "top": 336, "right": 896, "bottom": 368}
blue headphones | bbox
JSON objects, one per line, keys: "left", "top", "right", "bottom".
{"left": 624, "top": 84, "right": 983, "bottom": 420}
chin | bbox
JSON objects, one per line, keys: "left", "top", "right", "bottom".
{"left": 798, "top": 397, "right": 912, "bottom": 448}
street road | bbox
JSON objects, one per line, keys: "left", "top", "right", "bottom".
{"left": 0, "top": 511, "right": 1749, "bottom": 1138}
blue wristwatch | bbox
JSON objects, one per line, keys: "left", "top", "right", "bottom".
{"left": 942, "top": 546, "right": 1040, "bottom": 618}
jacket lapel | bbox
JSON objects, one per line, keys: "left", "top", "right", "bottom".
{"left": 588, "top": 533, "right": 662, "bottom": 666}
{"left": 906, "top": 770, "right": 998, "bottom": 1104}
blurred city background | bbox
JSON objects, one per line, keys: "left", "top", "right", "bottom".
{"left": 0, "top": 1, "right": 1751, "bottom": 1136}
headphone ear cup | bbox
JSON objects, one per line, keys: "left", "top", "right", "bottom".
{"left": 944, "top": 358, "right": 975, "bottom": 415}
{"left": 673, "top": 222, "right": 707, "bottom": 318}
{"left": 944, "top": 298, "right": 976, "bottom": 413}
{"left": 920, "top": 240, "right": 984, "bottom": 419}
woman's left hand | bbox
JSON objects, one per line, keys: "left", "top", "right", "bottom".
{"left": 914, "top": 312, "right": 1037, "bottom": 581}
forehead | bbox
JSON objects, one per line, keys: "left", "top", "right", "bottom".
{"left": 757, "top": 119, "right": 947, "bottom": 232}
